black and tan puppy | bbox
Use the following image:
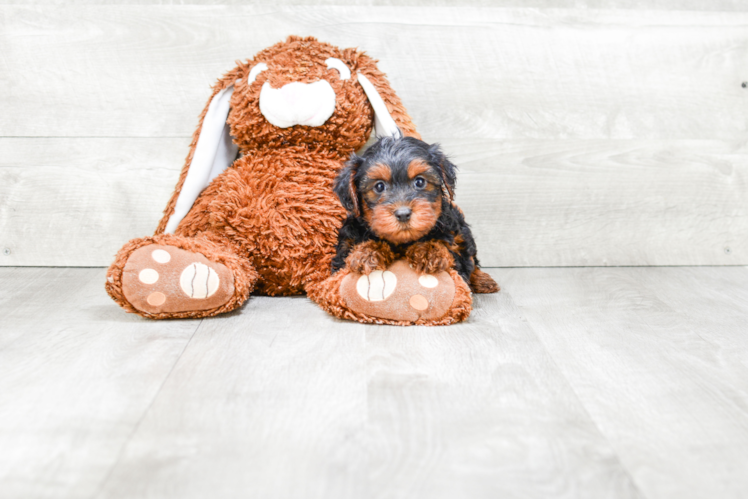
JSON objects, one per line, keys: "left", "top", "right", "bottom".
{"left": 332, "top": 136, "right": 499, "bottom": 294}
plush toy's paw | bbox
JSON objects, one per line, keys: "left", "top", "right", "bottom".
{"left": 346, "top": 240, "right": 395, "bottom": 275}
{"left": 338, "top": 260, "right": 469, "bottom": 324}
{"left": 121, "top": 244, "right": 235, "bottom": 315}
{"left": 405, "top": 241, "right": 455, "bottom": 275}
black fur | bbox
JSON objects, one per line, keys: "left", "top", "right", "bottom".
{"left": 332, "top": 136, "right": 481, "bottom": 285}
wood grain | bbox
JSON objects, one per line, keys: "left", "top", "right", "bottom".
{"left": 2, "top": 137, "right": 745, "bottom": 267}
{"left": 0, "top": 6, "right": 746, "bottom": 140}
{"left": 2, "top": 266, "right": 748, "bottom": 496}
{"left": 365, "top": 285, "right": 641, "bottom": 497}
{"left": 0, "top": 267, "right": 201, "bottom": 497}
{"left": 5, "top": 0, "right": 748, "bottom": 9}
{"left": 97, "top": 294, "right": 368, "bottom": 498}
{"left": 0, "top": 138, "right": 188, "bottom": 267}
{"left": 451, "top": 138, "right": 748, "bottom": 267}
{"left": 501, "top": 266, "right": 748, "bottom": 497}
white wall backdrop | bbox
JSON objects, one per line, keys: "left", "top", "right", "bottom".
{"left": 1, "top": 2, "right": 746, "bottom": 266}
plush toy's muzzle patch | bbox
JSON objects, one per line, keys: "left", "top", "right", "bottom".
{"left": 259, "top": 80, "right": 337, "bottom": 128}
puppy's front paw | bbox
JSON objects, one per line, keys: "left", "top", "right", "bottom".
{"left": 405, "top": 241, "right": 454, "bottom": 275}
{"left": 346, "top": 241, "right": 395, "bottom": 275}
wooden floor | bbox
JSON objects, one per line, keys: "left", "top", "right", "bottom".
{"left": 1, "top": 266, "right": 747, "bottom": 498}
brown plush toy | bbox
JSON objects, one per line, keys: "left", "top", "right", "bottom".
{"left": 106, "top": 36, "right": 479, "bottom": 325}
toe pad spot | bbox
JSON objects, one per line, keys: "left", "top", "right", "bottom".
{"left": 151, "top": 249, "right": 171, "bottom": 263}
{"left": 147, "top": 292, "right": 166, "bottom": 306}
{"left": 139, "top": 268, "right": 159, "bottom": 284}
{"left": 410, "top": 294, "right": 429, "bottom": 311}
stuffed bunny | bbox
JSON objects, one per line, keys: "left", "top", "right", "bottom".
{"left": 106, "top": 36, "right": 474, "bottom": 325}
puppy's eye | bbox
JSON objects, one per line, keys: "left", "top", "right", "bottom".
{"left": 374, "top": 181, "right": 386, "bottom": 194}
{"left": 414, "top": 176, "right": 426, "bottom": 189}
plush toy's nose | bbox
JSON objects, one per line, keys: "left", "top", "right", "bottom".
{"left": 259, "top": 80, "right": 337, "bottom": 129}
{"left": 395, "top": 207, "right": 412, "bottom": 222}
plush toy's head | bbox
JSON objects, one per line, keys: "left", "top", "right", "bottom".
{"left": 228, "top": 36, "right": 377, "bottom": 151}
{"left": 334, "top": 136, "right": 457, "bottom": 245}
{"left": 159, "top": 35, "right": 420, "bottom": 235}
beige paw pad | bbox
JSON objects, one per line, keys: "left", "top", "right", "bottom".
{"left": 418, "top": 274, "right": 439, "bottom": 288}
{"left": 151, "top": 249, "right": 171, "bottom": 263}
{"left": 356, "top": 270, "right": 397, "bottom": 302}
{"left": 409, "top": 294, "right": 429, "bottom": 311}
{"left": 180, "top": 262, "right": 220, "bottom": 299}
{"left": 340, "top": 260, "right": 456, "bottom": 322}
{"left": 147, "top": 292, "right": 166, "bottom": 306}
{"left": 139, "top": 268, "right": 159, "bottom": 284}
{"left": 121, "top": 244, "right": 235, "bottom": 314}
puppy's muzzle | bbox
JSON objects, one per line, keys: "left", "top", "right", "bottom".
{"left": 259, "top": 81, "right": 336, "bottom": 128}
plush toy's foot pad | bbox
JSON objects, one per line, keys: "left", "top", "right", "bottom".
{"left": 340, "top": 260, "right": 456, "bottom": 322}
{"left": 121, "top": 244, "right": 235, "bottom": 314}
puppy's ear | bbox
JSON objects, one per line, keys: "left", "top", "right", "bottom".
{"left": 334, "top": 153, "right": 364, "bottom": 217}
{"left": 427, "top": 143, "right": 457, "bottom": 203}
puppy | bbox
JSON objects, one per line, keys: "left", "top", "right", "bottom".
{"left": 332, "top": 136, "right": 499, "bottom": 294}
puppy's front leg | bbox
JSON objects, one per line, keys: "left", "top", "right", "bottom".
{"left": 405, "top": 241, "right": 455, "bottom": 275}
{"left": 346, "top": 241, "right": 395, "bottom": 275}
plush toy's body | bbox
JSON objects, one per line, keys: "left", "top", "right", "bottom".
{"left": 106, "top": 36, "right": 488, "bottom": 325}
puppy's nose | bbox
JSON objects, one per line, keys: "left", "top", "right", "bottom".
{"left": 394, "top": 207, "right": 412, "bottom": 222}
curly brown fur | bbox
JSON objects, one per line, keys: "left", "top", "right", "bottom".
{"left": 405, "top": 240, "right": 455, "bottom": 275}
{"left": 346, "top": 240, "right": 395, "bottom": 275}
{"left": 332, "top": 136, "right": 498, "bottom": 294}
{"left": 156, "top": 36, "right": 419, "bottom": 235}
{"left": 110, "top": 36, "right": 422, "bottom": 318}
{"left": 470, "top": 268, "right": 500, "bottom": 294}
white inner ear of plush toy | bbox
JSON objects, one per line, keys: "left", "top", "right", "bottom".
{"left": 357, "top": 72, "right": 401, "bottom": 140}
{"left": 325, "top": 58, "right": 351, "bottom": 80}
{"left": 164, "top": 85, "right": 238, "bottom": 234}
{"left": 247, "top": 62, "right": 267, "bottom": 85}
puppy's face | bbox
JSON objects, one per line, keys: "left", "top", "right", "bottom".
{"left": 360, "top": 157, "right": 443, "bottom": 244}
{"left": 334, "top": 137, "right": 457, "bottom": 245}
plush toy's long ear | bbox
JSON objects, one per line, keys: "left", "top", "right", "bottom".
{"left": 357, "top": 73, "right": 401, "bottom": 139}
{"left": 356, "top": 55, "right": 421, "bottom": 142}
{"left": 156, "top": 82, "right": 239, "bottom": 234}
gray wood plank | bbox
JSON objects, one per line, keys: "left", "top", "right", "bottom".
{"left": 365, "top": 281, "right": 641, "bottom": 498}
{"left": 2, "top": 137, "right": 745, "bottom": 267}
{"left": 3, "top": 266, "right": 748, "bottom": 496}
{"left": 0, "top": 138, "right": 188, "bottom": 267}
{"left": 97, "top": 295, "right": 369, "bottom": 498}
{"left": 500, "top": 266, "right": 748, "bottom": 497}
{"left": 452, "top": 138, "right": 748, "bottom": 267}
{"left": 0, "top": 267, "right": 201, "bottom": 498}
{"left": 5, "top": 0, "right": 748, "bottom": 9}
{"left": 1, "top": 6, "right": 746, "bottom": 140}
{"left": 97, "top": 272, "right": 640, "bottom": 498}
